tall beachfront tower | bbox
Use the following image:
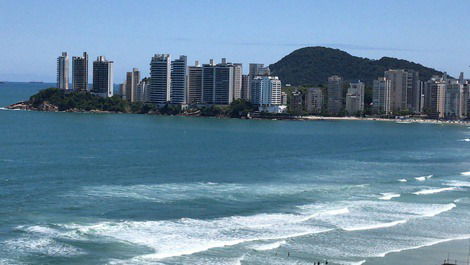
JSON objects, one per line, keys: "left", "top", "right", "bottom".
{"left": 57, "top": 52, "right": 69, "bottom": 90}
{"left": 345, "top": 81, "right": 365, "bottom": 115}
{"left": 149, "top": 54, "right": 171, "bottom": 104}
{"left": 125, "top": 68, "right": 140, "bottom": 102}
{"left": 171, "top": 55, "right": 188, "bottom": 104}
{"left": 72, "top": 52, "right": 88, "bottom": 91}
{"left": 187, "top": 61, "right": 203, "bottom": 104}
{"left": 372, "top": 77, "right": 392, "bottom": 115}
{"left": 327, "top": 75, "right": 344, "bottom": 115}
{"left": 92, "top": 56, "right": 114, "bottom": 98}
{"left": 250, "top": 76, "right": 282, "bottom": 106}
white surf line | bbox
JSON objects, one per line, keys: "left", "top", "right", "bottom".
{"left": 461, "top": 171, "right": 470, "bottom": 176}
{"left": 376, "top": 235, "right": 470, "bottom": 258}
{"left": 397, "top": 179, "right": 407, "bottom": 182}
{"left": 342, "top": 220, "right": 408, "bottom": 232}
{"left": 378, "top": 193, "right": 400, "bottom": 200}
{"left": 413, "top": 187, "right": 456, "bottom": 195}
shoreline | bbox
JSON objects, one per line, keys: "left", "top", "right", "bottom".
{"left": 363, "top": 237, "right": 470, "bottom": 265}
{"left": 3, "top": 102, "right": 470, "bottom": 126}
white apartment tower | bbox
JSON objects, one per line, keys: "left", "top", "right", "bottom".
{"left": 250, "top": 76, "right": 282, "bottom": 106}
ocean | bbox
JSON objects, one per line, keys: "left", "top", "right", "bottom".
{"left": 0, "top": 82, "right": 469, "bottom": 265}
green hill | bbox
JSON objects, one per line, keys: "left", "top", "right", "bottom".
{"left": 269, "top": 47, "right": 444, "bottom": 86}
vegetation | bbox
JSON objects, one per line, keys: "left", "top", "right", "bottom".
{"left": 269, "top": 46, "right": 444, "bottom": 86}
{"left": 25, "top": 88, "right": 257, "bottom": 118}
{"left": 29, "top": 88, "right": 157, "bottom": 113}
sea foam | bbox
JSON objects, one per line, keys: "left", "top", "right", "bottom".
{"left": 413, "top": 187, "right": 456, "bottom": 195}
{"left": 378, "top": 193, "right": 400, "bottom": 200}
{"left": 249, "top": 240, "right": 286, "bottom": 251}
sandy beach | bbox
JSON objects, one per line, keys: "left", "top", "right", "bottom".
{"left": 301, "top": 115, "right": 470, "bottom": 126}
{"left": 363, "top": 238, "right": 470, "bottom": 265}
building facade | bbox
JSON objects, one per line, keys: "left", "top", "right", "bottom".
{"left": 327, "top": 75, "right": 344, "bottom": 115}
{"left": 125, "top": 68, "right": 140, "bottom": 102}
{"left": 250, "top": 76, "right": 282, "bottom": 106}
{"left": 202, "top": 59, "right": 234, "bottom": 105}
{"left": 305, "top": 87, "right": 323, "bottom": 114}
{"left": 372, "top": 77, "right": 392, "bottom": 114}
{"left": 72, "top": 52, "right": 88, "bottom": 91}
{"left": 241, "top": 74, "right": 250, "bottom": 101}
{"left": 149, "top": 54, "right": 171, "bottom": 104}
{"left": 345, "top": 81, "right": 365, "bottom": 115}
{"left": 92, "top": 56, "right": 113, "bottom": 97}
{"left": 170, "top": 55, "right": 187, "bottom": 104}
{"left": 424, "top": 76, "right": 446, "bottom": 119}
{"left": 57, "top": 52, "right": 69, "bottom": 90}
{"left": 444, "top": 80, "right": 463, "bottom": 119}
{"left": 232, "top": 63, "right": 243, "bottom": 101}
{"left": 136, "top": 78, "right": 150, "bottom": 102}
{"left": 187, "top": 62, "right": 203, "bottom": 104}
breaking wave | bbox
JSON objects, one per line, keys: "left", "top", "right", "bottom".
{"left": 378, "top": 193, "right": 400, "bottom": 200}
{"left": 413, "top": 187, "right": 456, "bottom": 195}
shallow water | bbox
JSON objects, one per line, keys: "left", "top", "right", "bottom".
{"left": 0, "top": 83, "right": 469, "bottom": 265}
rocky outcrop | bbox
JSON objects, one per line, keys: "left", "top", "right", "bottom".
{"left": 6, "top": 101, "right": 58, "bottom": 112}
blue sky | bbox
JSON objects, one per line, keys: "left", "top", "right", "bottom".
{"left": 1, "top": 0, "right": 469, "bottom": 82}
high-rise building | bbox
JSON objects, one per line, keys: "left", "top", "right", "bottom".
{"left": 327, "top": 75, "right": 344, "bottom": 115}
{"left": 232, "top": 63, "right": 242, "bottom": 100}
{"left": 372, "top": 77, "right": 392, "bottom": 114}
{"left": 57, "top": 52, "right": 69, "bottom": 90}
{"left": 202, "top": 59, "right": 234, "bottom": 105}
{"left": 149, "top": 54, "right": 171, "bottom": 104}
{"left": 125, "top": 68, "right": 140, "bottom": 102}
{"left": 384, "top": 69, "right": 421, "bottom": 114}
{"left": 305, "top": 87, "right": 323, "bottom": 114}
{"left": 72, "top": 52, "right": 88, "bottom": 91}
{"left": 249, "top": 63, "right": 264, "bottom": 77}
{"left": 187, "top": 61, "right": 203, "bottom": 104}
{"left": 241, "top": 74, "right": 250, "bottom": 101}
{"left": 281, "top": 91, "right": 288, "bottom": 105}
{"left": 248, "top": 63, "right": 265, "bottom": 102}
{"left": 92, "top": 56, "right": 113, "bottom": 97}
{"left": 405, "top": 70, "right": 421, "bottom": 113}
{"left": 250, "top": 76, "right": 282, "bottom": 106}
{"left": 171, "top": 55, "right": 187, "bottom": 104}
{"left": 119, "top": 83, "right": 126, "bottom": 98}
{"left": 345, "top": 81, "right": 365, "bottom": 115}
{"left": 136, "top": 77, "right": 150, "bottom": 102}
{"left": 445, "top": 80, "right": 463, "bottom": 119}
{"left": 385, "top": 69, "right": 407, "bottom": 113}
{"left": 288, "top": 90, "right": 304, "bottom": 114}
{"left": 214, "top": 63, "right": 234, "bottom": 105}
{"left": 424, "top": 76, "right": 446, "bottom": 119}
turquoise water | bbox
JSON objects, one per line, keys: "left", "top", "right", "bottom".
{"left": 0, "top": 82, "right": 469, "bottom": 265}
